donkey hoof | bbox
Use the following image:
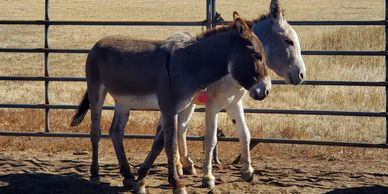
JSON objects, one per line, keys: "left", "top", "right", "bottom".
{"left": 90, "top": 176, "right": 100, "bottom": 185}
{"left": 123, "top": 178, "right": 137, "bottom": 189}
{"left": 177, "top": 166, "right": 184, "bottom": 176}
{"left": 183, "top": 166, "right": 197, "bottom": 175}
{"left": 202, "top": 175, "right": 215, "bottom": 188}
{"left": 241, "top": 170, "right": 254, "bottom": 182}
{"left": 173, "top": 186, "right": 187, "bottom": 194}
{"left": 135, "top": 179, "right": 147, "bottom": 194}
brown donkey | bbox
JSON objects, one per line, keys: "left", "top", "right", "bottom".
{"left": 71, "top": 13, "right": 270, "bottom": 194}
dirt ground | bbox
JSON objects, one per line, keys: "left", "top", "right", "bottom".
{"left": 0, "top": 150, "right": 387, "bottom": 194}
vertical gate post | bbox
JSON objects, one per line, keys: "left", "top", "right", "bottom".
{"left": 206, "top": 0, "right": 215, "bottom": 29}
{"left": 44, "top": 0, "right": 50, "bottom": 132}
{"left": 384, "top": 0, "right": 388, "bottom": 144}
{"left": 211, "top": 0, "right": 216, "bottom": 28}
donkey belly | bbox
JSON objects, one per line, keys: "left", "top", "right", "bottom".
{"left": 111, "top": 93, "right": 159, "bottom": 110}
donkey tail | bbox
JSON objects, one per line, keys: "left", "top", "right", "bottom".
{"left": 70, "top": 92, "right": 90, "bottom": 127}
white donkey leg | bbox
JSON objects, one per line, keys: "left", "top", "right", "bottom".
{"left": 225, "top": 100, "right": 254, "bottom": 182}
{"left": 177, "top": 103, "right": 197, "bottom": 175}
{"left": 88, "top": 85, "right": 106, "bottom": 185}
{"left": 202, "top": 99, "right": 220, "bottom": 188}
{"left": 109, "top": 103, "right": 136, "bottom": 188}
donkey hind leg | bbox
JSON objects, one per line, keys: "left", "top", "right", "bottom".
{"left": 109, "top": 103, "right": 136, "bottom": 188}
{"left": 153, "top": 118, "right": 184, "bottom": 177}
{"left": 137, "top": 124, "right": 164, "bottom": 194}
{"left": 163, "top": 113, "right": 187, "bottom": 194}
{"left": 138, "top": 114, "right": 187, "bottom": 194}
{"left": 88, "top": 84, "right": 107, "bottom": 184}
{"left": 225, "top": 100, "right": 254, "bottom": 182}
{"left": 177, "top": 103, "right": 197, "bottom": 175}
{"left": 202, "top": 99, "right": 221, "bottom": 189}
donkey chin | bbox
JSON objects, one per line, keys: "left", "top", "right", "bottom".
{"left": 248, "top": 77, "right": 271, "bottom": 101}
{"left": 286, "top": 66, "right": 306, "bottom": 85}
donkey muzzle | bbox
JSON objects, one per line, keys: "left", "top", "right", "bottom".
{"left": 249, "top": 77, "right": 271, "bottom": 101}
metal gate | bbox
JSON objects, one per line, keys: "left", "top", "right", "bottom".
{"left": 0, "top": 0, "right": 387, "bottom": 149}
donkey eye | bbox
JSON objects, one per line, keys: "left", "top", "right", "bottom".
{"left": 252, "top": 52, "right": 262, "bottom": 60}
{"left": 285, "top": 39, "right": 294, "bottom": 46}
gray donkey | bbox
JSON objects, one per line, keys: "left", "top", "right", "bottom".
{"left": 171, "top": 0, "right": 307, "bottom": 188}
{"left": 71, "top": 14, "right": 270, "bottom": 194}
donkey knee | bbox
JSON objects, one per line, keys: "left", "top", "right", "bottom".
{"left": 206, "top": 137, "right": 218, "bottom": 150}
{"left": 109, "top": 125, "right": 124, "bottom": 140}
{"left": 239, "top": 131, "right": 251, "bottom": 145}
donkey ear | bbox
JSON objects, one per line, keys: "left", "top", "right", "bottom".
{"left": 235, "top": 18, "right": 251, "bottom": 38}
{"left": 233, "top": 11, "right": 240, "bottom": 21}
{"left": 269, "top": 0, "right": 284, "bottom": 24}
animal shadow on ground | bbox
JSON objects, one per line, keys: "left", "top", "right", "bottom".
{"left": 0, "top": 172, "right": 130, "bottom": 194}
{"left": 325, "top": 185, "right": 388, "bottom": 194}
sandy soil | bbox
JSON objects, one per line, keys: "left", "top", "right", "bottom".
{"left": 0, "top": 150, "right": 387, "bottom": 194}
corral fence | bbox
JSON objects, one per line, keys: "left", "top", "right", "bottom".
{"left": 0, "top": 0, "right": 387, "bottom": 151}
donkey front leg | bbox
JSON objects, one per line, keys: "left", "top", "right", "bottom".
{"left": 163, "top": 112, "right": 187, "bottom": 194}
{"left": 109, "top": 104, "right": 136, "bottom": 188}
{"left": 225, "top": 100, "right": 254, "bottom": 182}
{"left": 177, "top": 103, "right": 197, "bottom": 175}
{"left": 202, "top": 100, "right": 221, "bottom": 188}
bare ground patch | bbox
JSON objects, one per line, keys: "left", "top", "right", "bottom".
{"left": 0, "top": 151, "right": 386, "bottom": 194}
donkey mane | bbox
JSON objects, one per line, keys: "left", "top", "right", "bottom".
{"left": 195, "top": 25, "right": 233, "bottom": 41}
{"left": 195, "top": 19, "right": 250, "bottom": 41}
{"left": 253, "top": 14, "right": 270, "bottom": 24}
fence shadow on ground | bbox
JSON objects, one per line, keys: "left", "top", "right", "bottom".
{"left": 325, "top": 185, "right": 388, "bottom": 194}
{"left": 0, "top": 172, "right": 131, "bottom": 194}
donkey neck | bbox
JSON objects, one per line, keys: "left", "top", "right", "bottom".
{"left": 195, "top": 29, "right": 241, "bottom": 61}
{"left": 172, "top": 29, "right": 244, "bottom": 95}
{"left": 189, "top": 30, "right": 242, "bottom": 85}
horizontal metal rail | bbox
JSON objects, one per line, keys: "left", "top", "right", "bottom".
{"left": 0, "top": 20, "right": 206, "bottom": 26}
{"left": 0, "top": 76, "right": 87, "bottom": 82}
{"left": 0, "top": 48, "right": 89, "bottom": 53}
{"left": 217, "top": 20, "right": 387, "bottom": 26}
{"left": 302, "top": 51, "right": 388, "bottom": 56}
{"left": 0, "top": 76, "right": 386, "bottom": 86}
{"left": 0, "top": 103, "right": 385, "bottom": 117}
{"left": 0, "top": 20, "right": 386, "bottom": 26}
{"left": 1, "top": 48, "right": 387, "bottom": 56}
{"left": 289, "top": 20, "right": 387, "bottom": 26}
{"left": 0, "top": 131, "right": 386, "bottom": 148}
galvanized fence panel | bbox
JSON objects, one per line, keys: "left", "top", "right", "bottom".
{"left": 0, "top": 0, "right": 387, "bottom": 148}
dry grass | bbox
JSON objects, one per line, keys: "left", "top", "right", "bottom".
{"left": 0, "top": 0, "right": 386, "bottom": 159}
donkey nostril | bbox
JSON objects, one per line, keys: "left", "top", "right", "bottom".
{"left": 299, "top": 72, "right": 304, "bottom": 80}
{"left": 265, "top": 90, "right": 269, "bottom": 96}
